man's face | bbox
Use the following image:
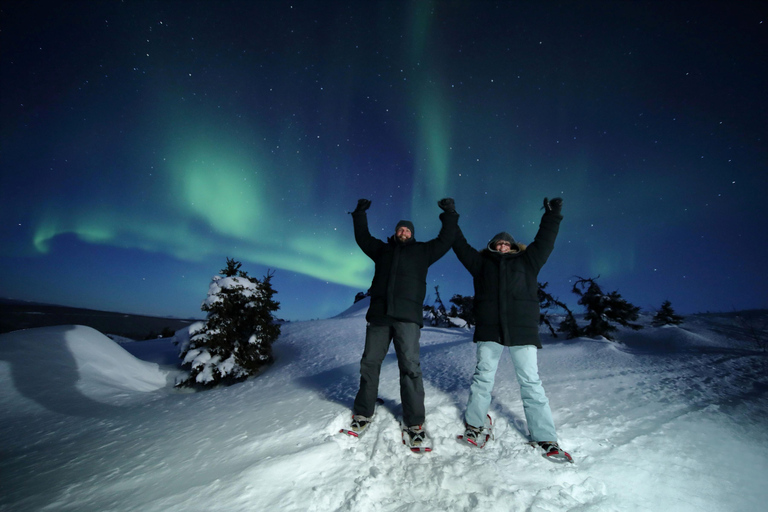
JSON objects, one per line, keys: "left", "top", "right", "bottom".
{"left": 396, "top": 226, "right": 412, "bottom": 242}
{"left": 495, "top": 240, "right": 512, "bottom": 253}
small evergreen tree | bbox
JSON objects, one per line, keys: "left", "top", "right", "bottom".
{"left": 424, "top": 285, "right": 452, "bottom": 327}
{"left": 449, "top": 294, "right": 475, "bottom": 328}
{"left": 652, "top": 300, "right": 684, "bottom": 326}
{"left": 557, "top": 313, "right": 581, "bottom": 339}
{"left": 538, "top": 281, "right": 575, "bottom": 338}
{"left": 569, "top": 276, "right": 642, "bottom": 341}
{"left": 177, "top": 258, "right": 281, "bottom": 388}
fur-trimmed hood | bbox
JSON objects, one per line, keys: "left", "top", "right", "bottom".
{"left": 484, "top": 231, "right": 526, "bottom": 254}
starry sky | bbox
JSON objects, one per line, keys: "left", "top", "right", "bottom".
{"left": 1, "top": 0, "right": 766, "bottom": 321}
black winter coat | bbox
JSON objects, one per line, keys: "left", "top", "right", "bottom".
{"left": 353, "top": 210, "right": 459, "bottom": 327}
{"left": 452, "top": 210, "right": 563, "bottom": 347}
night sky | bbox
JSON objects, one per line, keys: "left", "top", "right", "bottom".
{"left": 1, "top": 1, "right": 766, "bottom": 321}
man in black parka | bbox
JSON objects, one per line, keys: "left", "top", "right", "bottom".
{"left": 452, "top": 197, "right": 572, "bottom": 462}
{"left": 347, "top": 197, "right": 458, "bottom": 448}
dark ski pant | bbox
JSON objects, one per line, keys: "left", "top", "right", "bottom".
{"left": 353, "top": 321, "right": 425, "bottom": 427}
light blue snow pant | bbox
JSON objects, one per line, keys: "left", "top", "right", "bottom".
{"left": 465, "top": 342, "right": 558, "bottom": 442}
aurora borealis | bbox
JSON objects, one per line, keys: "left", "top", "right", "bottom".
{"left": 1, "top": 1, "right": 766, "bottom": 321}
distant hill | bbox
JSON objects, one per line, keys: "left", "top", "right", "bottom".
{"left": 0, "top": 299, "right": 201, "bottom": 340}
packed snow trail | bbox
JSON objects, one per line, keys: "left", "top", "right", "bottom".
{"left": 1, "top": 307, "right": 767, "bottom": 511}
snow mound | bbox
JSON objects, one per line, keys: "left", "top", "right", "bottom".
{"left": 0, "top": 325, "right": 168, "bottom": 403}
{"left": 333, "top": 295, "right": 370, "bottom": 318}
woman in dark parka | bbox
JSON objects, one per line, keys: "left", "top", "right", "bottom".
{"left": 452, "top": 197, "right": 572, "bottom": 462}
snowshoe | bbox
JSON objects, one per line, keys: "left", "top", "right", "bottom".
{"left": 340, "top": 414, "right": 373, "bottom": 438}
{"left": 339, "top": 398, "right": 384, "bottom": 438}
{"left": 530, "top": 441, "right": 574, "bottom": 464}
{"left": 457, "top": 414, "right": 493, "bottom": 448}
{"left": 402, "top": 424, "right": 432, "bottom": 453}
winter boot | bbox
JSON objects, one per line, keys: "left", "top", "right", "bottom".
{"left": 402, "top": 424, "right": 432, "bottom": 453}
{"left": 536, "top": 441, "right": 574, "bottom": 463}
{"left": 339, "top": 414, "right": 373, "bottom": 438}
{"left": 457, "top": 414, "right": 493, "bottom": 448}
{"left": 462, "top": 424, "right": 485, "bottom": 446}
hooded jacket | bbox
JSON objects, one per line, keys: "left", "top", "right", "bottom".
{"left": 452, "top": 209, "right": 562, "bottom": 347}
{"left": 353, "top": 210, "right": 459, "bottom": 327}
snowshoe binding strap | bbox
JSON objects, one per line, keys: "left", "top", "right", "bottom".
{"left": 403, "top": 425, "right": 432, "bottom": 453}
{"left": 350, "top": 415, "right": 372, "bottom": 432}
{"left": 537, "top": 442, "right": 574, "bottom": 464}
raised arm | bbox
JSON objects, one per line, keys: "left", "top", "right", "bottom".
{"left": 424, "top": 198, "right": 460, "bottom": 265}
{"left": 524, "top": 197, "right": 563, "bottom": 272}
{"left": 451, "top": 223, "right": 483, "bottom": 276}
{"left": 351, "top": 199, "right": 385, "bottom": 258}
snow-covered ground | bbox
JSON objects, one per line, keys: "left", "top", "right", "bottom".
{"left": 1, "top": 301, "right": 767, "bottom": 511}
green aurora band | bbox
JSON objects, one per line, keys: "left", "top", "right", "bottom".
{"left": 32, "top": 135, "right": 375, "bottom": 290}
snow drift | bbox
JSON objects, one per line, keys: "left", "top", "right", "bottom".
{"left": 0, "top": 325, "right": 167, "bottom": 407}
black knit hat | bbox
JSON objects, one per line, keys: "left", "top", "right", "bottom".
{"left": 488, "top": 231, "right": 517, "bottom": 250}
{"left": 396, "top": 220, "right": 415, "bottom": 235}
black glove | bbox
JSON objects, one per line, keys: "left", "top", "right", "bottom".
{"left": 543, "top": 197, "right": 563, "bottom": 214}
{"left": 437, "top": 197, "right": 456, "bottom": 213}
{"left": 353, "top": 198, "right": 371, "bottom": 213}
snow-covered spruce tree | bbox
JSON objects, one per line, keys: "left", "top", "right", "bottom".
{"left": 652, "top": 300, "right": 684, "bottom": 327}
{"left": 557, "top": 313, "right": 581, "bottom": 339}
{"left": 569, "top": 276, "right": 642, "bottom": 341}
{"left": 449, "top": 294, "right": 475, "bottom": 328}
{"left": 177, "top": 258, "right": 281, "bottom": 388}
{"left": 538, "top": 281, "right": 575, "bottom": 338}
{"left": 424, "top": 285, "right": 452, "bottom": 327}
